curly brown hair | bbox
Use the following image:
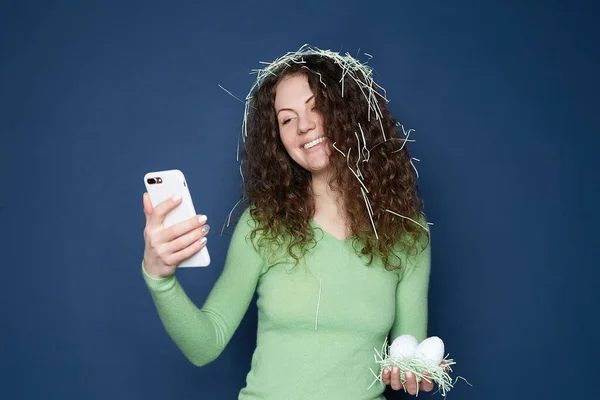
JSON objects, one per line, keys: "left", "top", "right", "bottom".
{"left": 240, "top": 53, "right": 429, "bottom": 271}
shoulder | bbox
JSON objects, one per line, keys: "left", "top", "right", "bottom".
{"left": 224, "top": 206, "right": 268, "bottom": 268}
{"left": 228, "top": 206, "right": 272, "bottom": 259}
{"left": 227, "top": 206, "right": 261, "bottom": 245}
{"left": 392, "top": 212, "right": 430, "bottom": 248}
{"left": 228, "top": 207, "right": 301, "bottom": 274}
{"left": 394, "top": 212, "right": 431, "bottom": 276}
{"left": 234, "top": 207, "right": 258, "bottom": 231}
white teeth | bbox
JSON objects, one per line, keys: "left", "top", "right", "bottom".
{"left": 303, "top": 137, "right": 326, "bottom": 150}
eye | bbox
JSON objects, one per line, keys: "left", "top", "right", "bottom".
{"left": 281, "top": 116, "right": 295, "bottom": 126}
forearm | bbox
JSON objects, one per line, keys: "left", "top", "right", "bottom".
{"left": 143, "top": 264, "right": 225, "bottom": 366}
{"left": 142, "top": 208, "right": 265, "bottom": 366}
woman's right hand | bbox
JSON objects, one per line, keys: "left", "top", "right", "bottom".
{"left": 142, "top": 192, "right": 210, "bottom": 279}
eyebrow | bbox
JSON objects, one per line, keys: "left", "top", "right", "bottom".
{"left": 276, "top": 95, "right": 314, "bottom": 116}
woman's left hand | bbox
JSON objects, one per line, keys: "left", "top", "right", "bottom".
{"left": 382, "top": 366, "right": 434, "bottom": 395}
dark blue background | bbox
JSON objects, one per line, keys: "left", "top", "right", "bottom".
{"left": 2, "top": 1, "right": 598, "bottom": 399}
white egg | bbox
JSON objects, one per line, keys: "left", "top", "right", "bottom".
{"left": 415, "top": 336, "right": 445, "bottom": 365}
{"left": 389, "top": 334, "right": 419, "bottom": 359}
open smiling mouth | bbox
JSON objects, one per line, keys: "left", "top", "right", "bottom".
{"left": 303, "top": 137, "right": 327, "bottom": 150}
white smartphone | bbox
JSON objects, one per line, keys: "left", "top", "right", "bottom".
{"left": 143, "top": 169, "right": 210, "bottom": 267}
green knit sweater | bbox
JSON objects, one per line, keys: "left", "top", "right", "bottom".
{"left": 143, "top": 208, "right": 431, "bottom": 400}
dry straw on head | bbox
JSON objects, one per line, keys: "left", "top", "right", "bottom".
{"left": 221, "top": 44, "right": 432, "bottom": 236}
{"left": 240, "top": 43, "right": 390, "bottom": 143}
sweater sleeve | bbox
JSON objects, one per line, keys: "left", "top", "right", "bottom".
{"left": 142, "top": 208, "right": 264, "bottom": 366}
{"left": 389, "top": 232, "right": 431, "bottom": 343}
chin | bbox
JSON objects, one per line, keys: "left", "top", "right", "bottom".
{"left": 307, "top": 160, "right": 333, "bottom": 174}
{"left": 299, "top": 146, "right": 333, "bottom": 173}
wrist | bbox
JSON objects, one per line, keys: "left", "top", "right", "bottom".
{"left": 142, "top": 260, "right": 171, "bottom": 280}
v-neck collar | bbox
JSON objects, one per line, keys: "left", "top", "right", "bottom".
{"left": 309, "top": 218, "right": 353, "bottom": 242}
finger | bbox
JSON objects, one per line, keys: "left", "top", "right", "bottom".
{"left": 419, "top": 373, "right": 433, "bottom": 392}
{"left": 390, "top": 366, "right": 402, "bottom": 391}
{"left": 166, "top": 224, "right": 210, "bottom": 255}
{"left": 143, "top": 192, "right": 153, "bottom": 221}
{"left": 157, "top": 214, "right": 208, "bottom": 244}
{"left": 404, "top": 371, "right": 417, "bottom": 395}
{"left": 166, "top": 236, "right": 207, "bottom": 266}
{"left": 420, "top": 378, "right": 434, "bottom": 393}
{"left": 382, "top": 368, "right": 391, "bottom": 385}
{"left": 147, "top": 194, "right": 182, "bottom": 228}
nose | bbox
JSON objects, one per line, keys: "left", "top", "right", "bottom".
{"left": 298, "top": 111, "right": 316, "bottom": 134}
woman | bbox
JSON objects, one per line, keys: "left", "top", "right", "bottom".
{"left": 141, "top": 45, "right": 433, "bottom": 399}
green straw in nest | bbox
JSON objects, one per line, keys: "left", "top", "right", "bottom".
{"left": 368, "top": 337, "right": 470, "bottom": 397}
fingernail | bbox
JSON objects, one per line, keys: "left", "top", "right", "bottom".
{"left": 406, "top": 371, "right": 413, "bottom": 379}
{"left": 201, "top": 224, "right": 210, "bottom": 233}
{"left": 199, "top": 237, "right": 207, "bottom": 244}
{"left": 172, "top": 195, "right": 181, "bottom": 201}
{"left": 392, "top": 366, "right": 399, "bottom": 374}
{"left": 198, "top": 215, "right": 207, "bottom": 224}
{"left": 383, "top": 369, "right": 389, "bottom": 376}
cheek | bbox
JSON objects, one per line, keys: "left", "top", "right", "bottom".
{"left": 317, "top": 113, "right": 325, "bottom": 126}
{"left": 279, "top": 131, "right": 296, "bottom": 152}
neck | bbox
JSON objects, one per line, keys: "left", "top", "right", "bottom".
{"left": 310, "top": 169, "right": 344, "bottom": 219}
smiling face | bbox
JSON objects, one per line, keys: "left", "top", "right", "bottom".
{"left": 274, "top": 73, "right": 332, "bottom": 174}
